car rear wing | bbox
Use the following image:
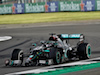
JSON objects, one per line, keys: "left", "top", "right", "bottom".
{"left": 58, "top": 34, "right": 84, "bottom": 40}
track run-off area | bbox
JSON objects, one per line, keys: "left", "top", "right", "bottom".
{"left": 0, "top": 20, "right": 100, "bottom": 75}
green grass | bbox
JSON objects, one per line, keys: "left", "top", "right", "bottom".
{"left": 0, "top": 12, "right": 100, "bottom": 24}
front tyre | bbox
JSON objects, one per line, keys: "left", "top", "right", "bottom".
{"left": 11, "top": 49, "right": 24, "bottom": 66}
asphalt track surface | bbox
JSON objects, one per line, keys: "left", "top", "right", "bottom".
{"left": 0, "top": 21, "right": 100, "bottom": 75}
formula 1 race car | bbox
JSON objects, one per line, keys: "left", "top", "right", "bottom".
{"left": 5, "top": 33, "right": 91, "bottom": 66}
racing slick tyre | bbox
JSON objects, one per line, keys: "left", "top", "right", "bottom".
{"left": 11, "top": 49, "right": 24, "bottom": 65}
{"left": 77, "top": 43, "right": 91, "bottom": 60}
{"left": 53, "top": 51, "right": 62, "bottom": 64}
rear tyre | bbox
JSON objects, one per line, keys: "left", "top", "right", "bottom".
{"left": 77, "top": 43, "right": 91, "bottom": 60}
{"left": 11, "top": 49, "right": 24, "bottom": 65}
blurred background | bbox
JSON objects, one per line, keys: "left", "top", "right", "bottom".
{"left": 0, "top": 0, "right": 79, "bottom": 4}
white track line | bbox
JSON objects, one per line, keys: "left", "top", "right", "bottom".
{"left": 5, "top": 57, "right": 100, "bottom": 75}
{"left": 0, "top": 36, "right": 12, "bottom": 42}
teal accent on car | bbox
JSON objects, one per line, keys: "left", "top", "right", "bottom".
{"left": 65, "top": 49, "right": 68, "bottom": 58}
{"left": 44, "top": 50, "right": 50, "bottom": 52}
{"left": 11, "top": 60, "right": 14, "bottom": 66}
{"left": 32, "top": 52, "right": 42, "bottom": 60}
{"left": 32, "top": 43, "right": 36, "bottom": 46}
{"left": 61, "top": 56, "right": 63, "bottom": 59}
{"left": 38, "top": 52, "right": 42, "bottom": 55}
{"left": 65, "top": 53, "right": 67, "bottom": 58}
{"left": 61, "top": 34, "right": 81, "bottom": 39}
{"left": 61, "top": 34, "right": 69, "bottom": 38}
{"left": 88, "top": 46, "right": 91, "bottom": 57}
{"left": 33, "top": 55, "right": 37, "bottom": 60}
{"left": 54, "top": 43, "right": 58, "bottom": 46}
{"left": 29, "top": 55, "right": 34, "bottom": 58}
{"left": 46, "top": 61, "right": 48, "bottom": 65}
{"left": 56, "top": 51, "right": 60, "bottom": 63}
{"left": 69, "top": 34, "right": 81, "bottom": 38}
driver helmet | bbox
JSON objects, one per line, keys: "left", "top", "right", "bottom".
{"left": 49, "top": 36, "right": 57, "bottom": 41}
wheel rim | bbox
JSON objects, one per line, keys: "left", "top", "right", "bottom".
{"left": 87, "top": 44, "right": 91, "bottom": 58}
{"left": 56, "top": 51, "right": 61, "bottom": 64}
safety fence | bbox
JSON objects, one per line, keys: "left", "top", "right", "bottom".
{"left": 0, "top": 0, "right": 100, "bottom": 14}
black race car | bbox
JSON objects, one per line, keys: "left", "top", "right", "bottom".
{"left": 5, "top": 33, "right": 91, "bottom": 66}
